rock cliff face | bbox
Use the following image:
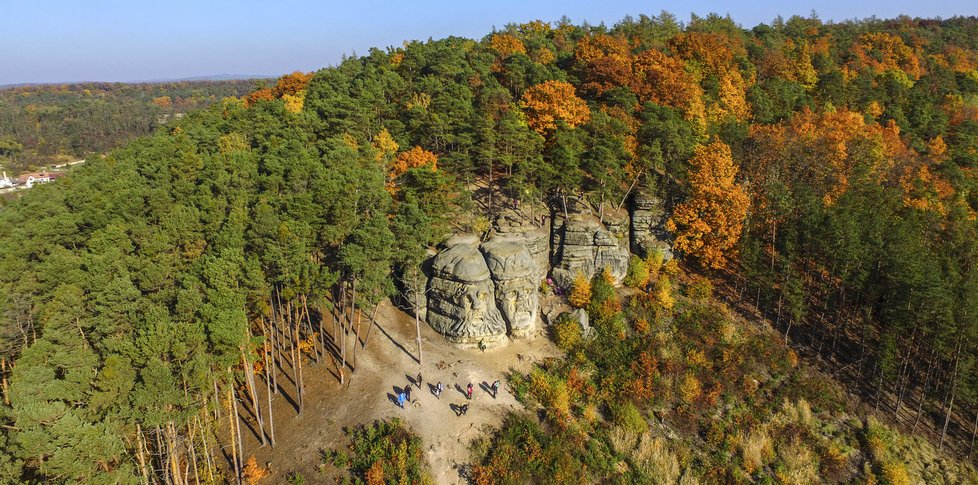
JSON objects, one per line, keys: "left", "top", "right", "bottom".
{"left": 550, "top": 213, "right": 630, "bottom": 289}
{"left": 422, "top": 194, "right": 672, "bottom": 347}
{"left": 426, "top": 239, "right": 509, "bottom": 346}
{"left": 481, "top": 238, "right": 539, "bottom": 338}
{"left": 630, "top": 188, "right": 674, "bottom": 260}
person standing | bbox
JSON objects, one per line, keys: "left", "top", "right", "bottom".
{"left": 436, "top": 382, "right": 444, "bottom": 399}
{"left": 416, "top": 373, "right": 423, "bottom": 389}
{"left": 397, "top": 391, "right": 406, "bottom": 409}
{"left": 492, "top": 379, "right": 501, "bottom": 399}
{"left": 466, "top": 382, "right": 473, "bottom": 400}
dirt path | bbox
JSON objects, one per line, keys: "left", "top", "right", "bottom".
{"left": 238, "top": 300, "right": 559, "bottom": 483}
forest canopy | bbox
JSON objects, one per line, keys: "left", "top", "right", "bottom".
{"left": 1, "top": 11, "right": 978, "bottom": 484}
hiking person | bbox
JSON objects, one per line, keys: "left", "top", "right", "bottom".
{"left": 416, "top": 373, "right": 423, "bottom": 389}
{"left": 397, "top": 391, "right": 406, "bottom": 409}
{"left": 461, "top": 403, "right": 469, "bottom": 415}
{"left": 492, "top": 379, "right": 501, "bottom": 398}
{"left": 466, "top": 382, "right": 473, "bottom": 400}
{"left": 405, "top": 385, "right": 411, "bottom": 402}
{"left": 436, "top": 381, "right": 444, "bottom": 399}
{"left": 478, "top": 339, "right": 486, "bottom": 352}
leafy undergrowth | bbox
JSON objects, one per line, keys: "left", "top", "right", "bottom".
{"left": 471, "top": 262, "right": 978, "bottom": 484}
{"left": 322, "top": 418, "right": 432, "bottom": 485}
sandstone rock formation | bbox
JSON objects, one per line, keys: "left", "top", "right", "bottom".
{"left": 426, "top": 240, "right": 508, "bottom": 346}
{"left": 492, "top": 206, "right": 550, "bottom": 281}
{"left": 631, "top": 188, "right": 674, "bottom": 260}
{"left": 481, "top": 238, "right": 539, "bottom": 338}
{"left": 551, "top": 214, "right": 630, "bottom": 289}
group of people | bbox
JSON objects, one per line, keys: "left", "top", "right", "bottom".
{"left": 394, "top": 372, "right": 503, "bottom": 415}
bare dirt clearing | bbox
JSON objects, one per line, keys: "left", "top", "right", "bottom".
{"left": 236, "top": 299, "right": 560, "bottom": 483}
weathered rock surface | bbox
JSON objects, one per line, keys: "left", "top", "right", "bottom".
{"left": 631, "top": 188, "right": 674, "bottom": 260}
{"left": 551, "top": 214, "right": 630, "bottom": 289}
{"left": 481, "top": 238, "right": 539, "bottom": 338}
{"left": 492, "top": 206, "right": 550, "bottom": 282}
{"left": 559, "top": 308, "right": 592, "bottom": 338}
{"left": 426, "top": 242, "right": 508, "bottom": 346}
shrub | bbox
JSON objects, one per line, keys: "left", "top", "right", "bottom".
{"left": 334, "top": 418, "right": 431, "bottom": 485}
{"left": 611, "top": 401, "right": 648, "bottom": 435}
{"left": 686, "top": 276, "right": 714, "bottom": 300}
{"left": 569, "top": 271, "right": 592, "bottom": 308}
{"left": 740, "top": 428, "right": 773, "bottom": 474}
{"left": 624, "top": 255, "right": 650, "bottom": 288}
{"left": 633, "top": 434, "right": 681, "bottom": 484}
{"left": 654, "top": 276, "right": 675, "bottom": 311}
{"left": 551, "top": 314, "right": 583, "bottom": 350}
{"left": 243, "top": 456, "right": 268, "bottom": 485}
{"left": 679, "top": 373, "right": 702, "bottom": 405}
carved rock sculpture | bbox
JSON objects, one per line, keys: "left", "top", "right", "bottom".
{"left": 426, "top": 239, "right": 508, "bottom": 346}
{"left": 481, "top": 238, "right": 539, "bottom": 338}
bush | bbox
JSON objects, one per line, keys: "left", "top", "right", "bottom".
{"left": 551, "top": 314, "right": 583, "bottom": 350}
{"left": 611, "top": 401, "right": 648, "bottom": 435}
{"left": 624, "top": 255, "right": 650, "bottom": 288}
{"left": 330, "top": 419, "right": 431, "bottom": 485}
{"left": 569, "top": 271, "right": 592, "bottom": 308}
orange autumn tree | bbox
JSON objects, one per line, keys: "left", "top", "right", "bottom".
{"left": 574, "top": 34, "right": 633, "bottom": 96}
{"left": 388, "top": 146, "right": 437, "bottom": 192}
{"left": 667, "top": 140, "right": 749, "bottom": 269}
{"left": 519, "top": 80, "right": 591, "bottom": 134}
{"left": 849, "top": 32, "right": 924, "bottom": 81}
{"left": 244, "top": 71, "right": 313, "bottom": 111}
{"left": 631, "top": 49, "right": 705, "bottom": 122}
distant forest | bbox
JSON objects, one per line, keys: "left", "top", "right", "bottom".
{"left": 0, "top": 79, "right": 266, "bottom": 173}
{"left": 1, "top": 11, "right": 978, "bottom": 484}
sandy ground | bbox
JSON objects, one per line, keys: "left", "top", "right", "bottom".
{"left": 236, "top": 299, "right": 561, "bottom": 484}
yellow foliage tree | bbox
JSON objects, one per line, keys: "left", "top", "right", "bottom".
{"left": 667, "top": 140, "right": 749, "bottom": 269}
{"left": 489, "top": 33, "right": 527, "bottom": 58}
{"left": 568, "top": 271, "right": 592, "bottom": 308}
{"left": 282, "top": 92, "right": 305, "bottom": 113}
{"left": 519, "top": 80, "right": 591, "bottom": 134}
{"left": 388, "top": 146, "right": 437, "bottom": 191}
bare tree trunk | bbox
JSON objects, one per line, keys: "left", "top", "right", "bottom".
{"left": 136, "top": 423, "right": 150, "bottom": 485}
{"left": 195, "top": 416, "right": 214, "bottom": 483}
{"left": 213, "top": 378, "right": 222, "bottom": 420}
{"left": 240, "top": 350, "right": 267, "bottom": 446}
{"left": 155, "top": 425, "right": 168, "bottom": 485}
{"left": 227, "top": 386, "right": 241, "bottom": 485}
{"left": 286, "top": 301, "right": 302, "bottom": 413}
{"left": 186, "top": 421, "right": 200, "bottom": 485}
{"left": 267, "top": 306, "right": 278, "bottom": 396}
{"left": 166, "top": 422, "right": 183, "bottom": 485}
{"left": 415, "top": 298, "right": 423, "bottom": 366}
{"left": 293, "top": 301, "right": 305, "bottom": 415}
{"left": 940, "top": 341, "right": 962, "bottom": 451}
{"left": 913, "top": 354, "right": 935, "bottom": 433}
{"left": 969, "top": 406, "right": 977, "bottom": 457}
{"left": 262, "top": 339, "right": 276, "bottom": 447}
{"left": 1, "top": 357, "right": 9, "bottom": 406}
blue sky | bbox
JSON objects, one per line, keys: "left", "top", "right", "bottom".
{"left": 2, "top": 0, "right": 977, "bottom": 84}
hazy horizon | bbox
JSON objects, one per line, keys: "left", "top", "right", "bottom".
{"left": 4, "top": 0, "right": 977, "bottom": 85}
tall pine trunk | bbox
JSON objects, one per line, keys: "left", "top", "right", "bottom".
{"left": 240, "top": 350, "right": 267, "bottom": 446}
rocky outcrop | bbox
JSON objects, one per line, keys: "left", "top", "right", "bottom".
{"left": 426, "top": 240, "right": 508, "bottom": 346}
{"left": 482, "top": 238, "right": 539, "bottom": 338}
{"left": 492, "top": 205, "right": 550, "bottom": 282}
{"left": 631, "top": 188, "right": 674, "bottom": 260}
{"left": 551, "top": 213, "right": 630, "bottom": 289}
{"left": 425, "top": 233, "right": 542, "bottom": 346}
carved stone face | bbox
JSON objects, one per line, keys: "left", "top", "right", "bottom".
{"left": 496, "top": 278, "right": 538, "bottom": 334}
